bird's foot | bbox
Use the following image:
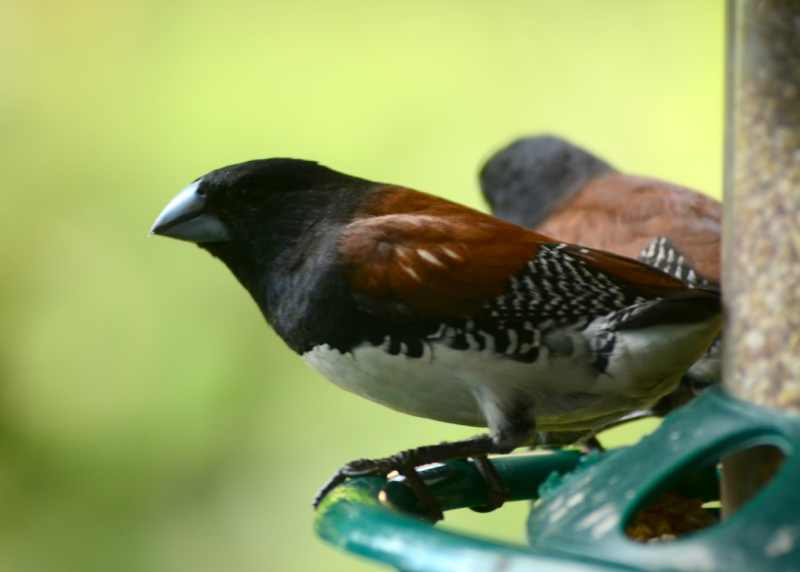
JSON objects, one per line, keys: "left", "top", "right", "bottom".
{"left": 312, "top": 457, "right": 395, "bottom": 508}
{"left": 313, "top": 434, "right": 507, "bottom": 522}
{"left": 312, "top": 453, "right": 443, "bottom": 521}
{"left": 468, "top": 455, "right": 508, "bottom": 513}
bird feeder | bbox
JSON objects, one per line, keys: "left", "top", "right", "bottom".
{"left": 314, "top": 2, "right": 800, "bottom": 569}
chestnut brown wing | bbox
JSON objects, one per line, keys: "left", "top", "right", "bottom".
{"left": 339, "top": 187, "right": 692, "bottom": 323}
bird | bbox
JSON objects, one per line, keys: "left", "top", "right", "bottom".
{"left": 480, "top": 135, "right": 722, "bottom": 411}
{"left": 479, "top": 135, "right": 721, "bottom": 284}
{"left": 151, "top": 158, "right": 721, "bottom": 518}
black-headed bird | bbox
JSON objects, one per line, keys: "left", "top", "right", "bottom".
{"left": 152, "top": 158, "right": 721, "bottom": 518}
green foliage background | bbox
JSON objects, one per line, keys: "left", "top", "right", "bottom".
{"left": 1, "top": 2, "right": 722, "bottom": 571}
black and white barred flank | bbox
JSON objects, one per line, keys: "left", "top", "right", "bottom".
{"left": 377, "top": 244, "right": 650, "bottom": 368}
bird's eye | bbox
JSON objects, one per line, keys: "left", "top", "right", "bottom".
{"left": 196, "top": 187, "right": 206, "bottom": 197}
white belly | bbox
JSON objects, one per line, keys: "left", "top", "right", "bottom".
{"left": 304, "top": 343, "right": 485, "bottom": 426}
{"left": 302, "top": 340, "right": 657, "bottom": 432}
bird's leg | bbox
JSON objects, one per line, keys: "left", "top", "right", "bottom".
{"left": 313, "top": 434, "right": 505, "bottom": 520}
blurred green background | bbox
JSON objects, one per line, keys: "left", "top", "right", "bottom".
{"left": 1, "top": 1, "right": 723, "bottom": 571}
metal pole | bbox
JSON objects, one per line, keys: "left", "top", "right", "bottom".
{"left": 722, "top": 0, "right": 800, "bottom": 515}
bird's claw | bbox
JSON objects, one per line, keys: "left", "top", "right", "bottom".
{"left": 312, "top": 454, "right": 444, "bottom": 521}
{"left": 312, "top": 459, "right": 385, "bottom": 508}
{"left": 340, "top": 458, "right": 387, "bottom": 476}
{"left": 312, "top": 457, "right": 402, "bottom": 508}
{"left": 312, "top": 435, "right": 504, "bottom": 521}
{"left": 468, "top": 455, "right": 509, "bottom": 513}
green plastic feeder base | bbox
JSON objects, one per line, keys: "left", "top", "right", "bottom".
{"left": 314, "top": 388, "right": 800, "bottom": 571}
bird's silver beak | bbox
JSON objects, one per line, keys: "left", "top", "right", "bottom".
{"left": 150, "top": 181, "right": 231, "bottom": 243}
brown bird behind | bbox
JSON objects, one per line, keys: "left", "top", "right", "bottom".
{"left": 480, "top": 135, "right": 721, "bottom": 284}
{"left": 537, "top": 172, "right": 721, "bottom": 284}
{"left": 480, "top": 135, "right": 722, "bottom": 419}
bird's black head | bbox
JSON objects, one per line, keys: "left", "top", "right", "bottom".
{"left": 152, "top": 158, "right": 369, "bottom": 242}
{"left": 151, "top": 158, "right": 375, "bottom": 290}
{"left": 479, "top": 135, "right": 614, "bottom": 227}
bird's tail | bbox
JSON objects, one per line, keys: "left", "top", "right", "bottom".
{"left": 614, "top": 288, "right": 721, "bottom": 331}
{"left": 598, "top": 289, "right": 722, "bottom": 403}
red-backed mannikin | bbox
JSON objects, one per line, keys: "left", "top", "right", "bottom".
{"left": 151, "top": 158, "right": 721, "bottom": 517}
{"left": 480, "top": 135, "right": 722, "bottom": 410}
